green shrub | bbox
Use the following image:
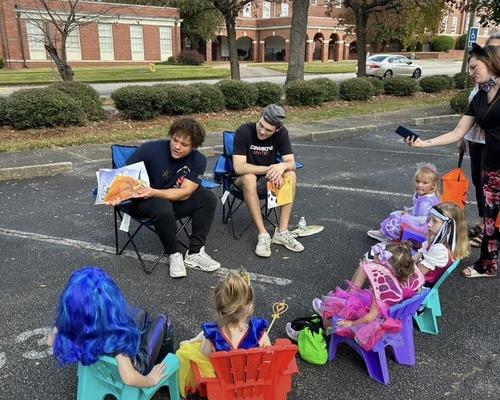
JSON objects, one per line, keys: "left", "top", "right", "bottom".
{"left": 453, "top": 71, "right": 474, "bottom": 89}
{"left": 190, "top": 83, "right": 225, "bottom": 113}
{"left": 111, "top": 85, "right": 162, "bottom": 120}
{"left": 362, "top": 77, "right": 384, "bottom": 95}
{"left": 284, "top": 80, "right": 324, "bottom": 106}
{"left": 155, "top": 84, "right": 197, "bottom": 115}
{"left": 309, "top": 77, "right": 340, "bottom": 102}
{"left": 175, "top": 50, "right": 205, "bottom": 65}
{"left": 455, "top": 34, "right": 467, "bottom": 50}
{"left": 253, "top": 81, "right": 283, "bottom": 106}
{"left": 339, "top": 78, "right": 374, "bottom": 101}
{"left": 8, "top": 88, "right": 86, "bottom": 129}
{"left": 0, "top": 97, "right": 8, "bottom": 125}
{"left": 48, "top": 81, "right": 106, "bottom": 121}
{"left": 217, "top": 80, "right": 258, "bottom": 110}
{"left": 450, "top": 89, "right": 470, "bottom": 114}
{"left": 419, "top": 75, "right": 453, "bottom": 93}
{"left": 431, "top": 35, "right": 455, "bottom": 52}
{"left": 383, "top": 77, "right": 419, "bottom": 96}
{"left": 0, "top": 58, "right": 4, "bottom": 69}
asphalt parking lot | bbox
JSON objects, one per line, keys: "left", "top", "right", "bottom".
{"left": 1, "top": 120, "right": 499, "bottom": 400}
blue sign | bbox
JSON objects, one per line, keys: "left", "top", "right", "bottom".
{"left": 468, "top": 27, "right": 479, "bottom": 48}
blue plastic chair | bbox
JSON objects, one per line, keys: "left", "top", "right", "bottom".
{"left": 413, "top": 260, "right": 460, "bottom": 335}
{"left": 328, "top": 288, "right": 430, "bottom": 385}
{"left": 77, "top": 353, "right": 180, "bottom": 400}
{"left": 213, "top": 131, "right": 303, "bottom": 238}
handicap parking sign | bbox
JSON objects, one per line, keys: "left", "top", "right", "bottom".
{"left": 468, "top": 27, "right": 479, "bottom": 48}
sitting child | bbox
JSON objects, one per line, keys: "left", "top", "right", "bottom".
{"left": 177, "top": 270, "right": 271, "bottom": 397}
{"left": 286, "top": 242, "right": 425, "bottom": 351}
{"left": 47, "top": 266, "right": 174, "bottom": 388}
{"left": 368, "top": 162, "right": 440, "bottom": 242}
{"left": 414, "top": 202, "right": 469, "bottom": 286}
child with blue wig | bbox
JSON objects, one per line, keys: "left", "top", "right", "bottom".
{"left": 47, "top": 266, "right": 175, "bottom": 388}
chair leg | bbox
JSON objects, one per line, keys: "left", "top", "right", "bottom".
{"left": 413, "top": 306, "right": 439, "bottom": 335}
{"left": 391, "top": 320, "right": 416, "bottom": 365}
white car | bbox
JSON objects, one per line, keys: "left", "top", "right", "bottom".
{"left": 366, "top": 54, "right": 422, "bottom": 79}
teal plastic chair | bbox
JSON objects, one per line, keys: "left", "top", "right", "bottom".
{"left": 77, "top": 353, "right": 180, "bottom": 400}
{"left": 413, "top": 260, "right": 460, "bottom": 335}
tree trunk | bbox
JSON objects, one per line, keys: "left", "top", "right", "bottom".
{"left": 285, "top": 0, "right": 310, "bottom": 85}
{"left": 225, "top": 16, "right": 240, "bottom": 80}
{"left": 45, "top": 44, "right": 74, "bottom": 81}
{"left": 355, "top": 9, "right": 368, "bottom": 77}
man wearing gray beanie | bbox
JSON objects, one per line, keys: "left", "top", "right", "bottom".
{"left": 232, "top": 104, "right": 304, "bottom": 257}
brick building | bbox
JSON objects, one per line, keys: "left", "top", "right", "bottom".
{"left": 0, "top": 0, "right": 181, "bottom": 70}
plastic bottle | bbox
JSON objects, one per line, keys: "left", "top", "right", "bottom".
{"left": 298, "top": 216, "right": 307, "bottom": 229}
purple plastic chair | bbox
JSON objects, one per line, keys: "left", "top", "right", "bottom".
{"left": 328, "top": 288, "right": 430, "bottom": 385}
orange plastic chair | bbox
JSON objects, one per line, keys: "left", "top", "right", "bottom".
{"left": 192, "top": 339, "right": 299, "bottom": 400}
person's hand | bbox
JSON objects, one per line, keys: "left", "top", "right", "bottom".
{"left": 457, "top": 138, "right": 467, "bottom": 153}
{"left": 147, "top": 363, "right": 168, "bottom": 386}
{"left": 336, "top": 319, "right": 353, "bottom": 328}
{"left": 132, "top": 186, "right": 155, "bottom": 199}
{"left": 404, "top": 136, "right": 424, "bottom": 147}
{"left": 266, "top": 163, "right": 286, "bottom": 185}
{"left": 105, "top": 197, "right": 123, "bottom": 207}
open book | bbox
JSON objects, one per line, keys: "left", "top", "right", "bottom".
{"left": 95, "top": 161, "right": 150, "bottom": 205}
{"left": 267, "top": 177, "right": 292, "bottom": 209}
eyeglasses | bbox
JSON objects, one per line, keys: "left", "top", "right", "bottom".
{"left": 257, "top": 120, "right": 275, "bottom": 134}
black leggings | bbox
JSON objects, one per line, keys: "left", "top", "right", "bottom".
{"left": 467, "top": 140, "right": 485, "bottom": 218}
{"left": 130, "top": 186, "right": 217, "bottom": 254}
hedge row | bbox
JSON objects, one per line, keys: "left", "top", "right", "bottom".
{"left": 0, "top": 82, "right": 106, "bottom": 129}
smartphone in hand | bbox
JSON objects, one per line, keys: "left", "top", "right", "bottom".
{"left": 396, "top": 125, "right": 419, "bottom": 141}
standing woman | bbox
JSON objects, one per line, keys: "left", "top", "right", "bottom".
{"left": 406, "top": 43, "right": 500, "bottom": 278}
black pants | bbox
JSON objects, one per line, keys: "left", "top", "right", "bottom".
{"left": 130, "top": 186, "right": 217, "bottom": 254}
{"left": 467, "top": 140, "right": 486, "bottom": 218}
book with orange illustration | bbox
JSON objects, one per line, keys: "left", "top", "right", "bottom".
{"left": 95, "top": 161, "right": 150, "bottom": 205}
{"left": 267, "top": 177, "right": 293, "bottom": 209}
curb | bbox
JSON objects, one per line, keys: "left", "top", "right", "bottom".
{"left": 410, "top": 114, "right": 460, "bottom": 126}
{"left": 308, "top": 125, "right": 378, "bottom": 141}
{"left": 0, "top": 162, "right": 73, "bottom": 182}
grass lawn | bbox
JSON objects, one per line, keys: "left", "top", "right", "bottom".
{"left": 0, "top": 64, "right": 231, "bottom": 85}
{"left": 248, "top": 61, "right": 357, "bottom": 74}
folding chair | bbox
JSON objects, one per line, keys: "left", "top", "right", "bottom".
{"left": 213, "top": 131, "right": 302, "bottom": 239}
{"left": 413, "top": 260, "right": 460, "bottom": 335}
{"left": 108, "top": 145, "right": 216, "bottom": 274}
{"left": 328, "top": 288, "right": 429, "bottom": 385}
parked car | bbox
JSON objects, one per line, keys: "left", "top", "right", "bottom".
{"left": 366, "top": 54, "right": 422, "bottom": 79}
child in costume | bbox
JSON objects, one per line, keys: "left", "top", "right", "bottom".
{"left": 286, "top": 242, "right": 425, "bottom": 351}
{"left": 415, "top": 202, "right": 470, "bottom": 286}
{"left": 176, "top": 270, "right": 271, "bottom": 397}
{"left": 368, "top": 162, "right": 440, "bottom": 242}
{"left": 47, "top": 266, "right": 174, "bottom": 388}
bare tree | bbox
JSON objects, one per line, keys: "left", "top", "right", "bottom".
{"left": 21, "top": 0, "right": 112, "bottom": 81}
{"left": 285, "top": 0, "right": 310, "bottom": 85}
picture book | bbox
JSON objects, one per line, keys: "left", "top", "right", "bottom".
{"left": 95, "top": 161, "right": 150, "bottom": 205}
{"left": 267, "top": 177, "right": 293, "bottom": 209}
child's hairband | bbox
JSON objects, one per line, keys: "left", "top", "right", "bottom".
{"left": 415, "top": 161, "right": 438, "bottom": 173}
{"left": 238, "top": 268, "right": 251, "bottom": 286}
{"left": 430, "top": 206, "right": 457, "bottom": 251}
{"left": 371, "top": 242, "right": 393, "bottom": 264}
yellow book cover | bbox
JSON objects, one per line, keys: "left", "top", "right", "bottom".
{"left": 267, "top": 177, "right": 292, "bottom": 209}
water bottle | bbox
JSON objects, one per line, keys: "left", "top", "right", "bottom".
{"left": 298, "top": 216, "right": 307, "bottom": 229}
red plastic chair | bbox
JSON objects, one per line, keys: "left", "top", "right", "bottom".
{"left": 192, "top": 339, "right": 299, "bottom": 399}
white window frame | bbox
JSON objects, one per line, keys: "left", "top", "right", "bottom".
{"left": 130, "top": 25, "right": 144, "bottom": 61}
{"left": 98, "top": 24, "right": 114, "bottom": 61}
{"left": 451, "top": 16, "right": 458, "bottom": 34}
{"left": 335, "top": 0, "right": 342, "bottom": 8}
{"left": 26, "top": 21, "right": 46, "bottom": 60}
{"left": 66, "top": 26, "right": 81, "bottom": 61}
{"left": 311, "top": 0, "right": 317, "bottom": 5}
{"left": 263, "top": 1, "right": 271, "bottom": 18}
{"left": 281, "top": 3, "right": 289, "bottom": 17}
{"left": 440, "top": 16, "right": 448, "bottom": 34}
{"left": 159, "top": 26, "right": 172, "bottom": 60}
{"left": 243, "top": 2, "right": 252, "bottom": 18}
{"left": 324, "top": 0, "right": 331, "bottom": 7}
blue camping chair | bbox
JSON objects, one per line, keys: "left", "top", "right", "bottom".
{"left": 213, "top": 131, "right": 303, "bottom": 238}
{"left": 106, "top": 144, "right": 217, "bottom": 273}
{"left": 329, "top": 288, "right": 430, "bottom": 385}
{"left": 413, "top": 260, "right": 460, "bottom": 335}
{"left": 77, "top": 353, "right": 180, "bottom": 400}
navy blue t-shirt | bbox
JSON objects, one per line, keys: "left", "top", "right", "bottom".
{"left": 127, "top": 139, "right": 207, "bottom": 189}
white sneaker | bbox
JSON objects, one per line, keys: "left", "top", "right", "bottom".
{"left": 285, "top": 322, "right": 299, "bottom": 341}
{"left": 367, "top": 229, "right": 387, "bottom": 242}
{"left": 272, "top": 229, "right": 304, "bottom": 252}
{"left": 312, "top": 298, "right": 324, "bottom": 316}
{"left": 255, "top": 233, "right": 271, "bottom": 257}
{"left": 169, "top": 252, "right": 186, "bottom": 278}
{"left": 184, "top": 246, "right": 221, "bottom": 272}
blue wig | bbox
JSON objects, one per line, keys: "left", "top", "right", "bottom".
{"left": 52, "top": 267, "right": 141, "bottom": 366}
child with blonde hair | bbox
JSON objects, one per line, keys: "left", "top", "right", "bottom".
{"left": 368, "top": 162, "right": 440, "bottom": 242}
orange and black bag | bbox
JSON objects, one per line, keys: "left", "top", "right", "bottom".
{"left": 441, "top": 151, "right": 469, "bottom": 209}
